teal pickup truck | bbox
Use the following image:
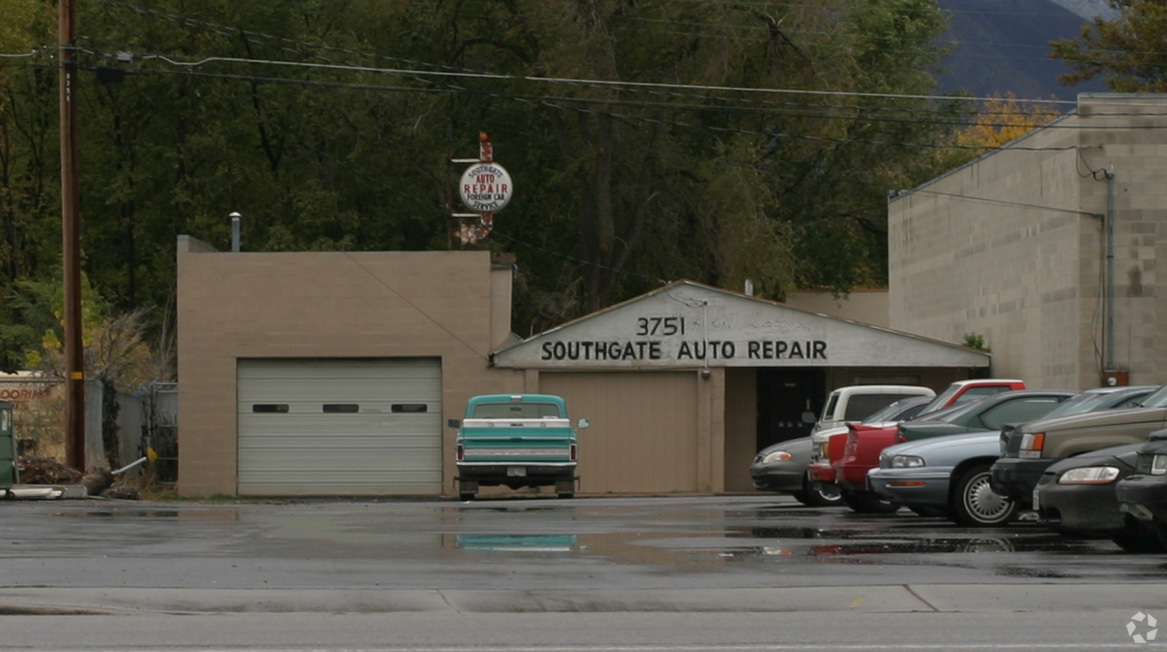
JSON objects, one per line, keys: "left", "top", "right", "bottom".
{"left": 449, "top": 394, "right": 588, "bottom": 501}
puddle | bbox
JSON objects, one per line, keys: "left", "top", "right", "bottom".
{"left": 57, "top": 509, "right": 241, "bottom": 522}
{"left": 63, "top": 510, "right": 181, "bottom": 518}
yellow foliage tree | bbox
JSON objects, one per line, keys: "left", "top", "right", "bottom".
{"left": 954, "top": 94, "right": 1062, "bottom": 149}
{"left": 29, "top": 276, "right": 172, "bottom": 389}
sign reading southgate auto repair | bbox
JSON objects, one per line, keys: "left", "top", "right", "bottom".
{"left": 459, "top": 162, "right": 513, "bottom": 213}
{"left": 490, "top": 281, "right": 993, "bottom": 370}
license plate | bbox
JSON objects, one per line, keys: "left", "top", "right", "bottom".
{"left": 507, "top": 467, "right": 527, "bottom": 477}
{"left": 1032, "top": 488, "right": 1041, "bottom": 511}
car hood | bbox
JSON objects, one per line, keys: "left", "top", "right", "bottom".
{"left": 1045, "top": 443, "right": 1142, "bottom": 474}
{"left": 880, "top": 430, "right": 1000, "bottom": 464}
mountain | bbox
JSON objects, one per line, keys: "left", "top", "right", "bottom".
{"left": 935, "top": 0, "right": 1119, "bottom": 100}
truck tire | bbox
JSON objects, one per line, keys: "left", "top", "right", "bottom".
{"left": 840, "top": 489, "right": 899, "bottom": 514}
{"left": 458, "top": 479, "right": 477, "bottom": 502}
{"left": 794, "top": 474, "right": 843, "bottom": 507}
{"left": 555, "top": 477, "right": 575, "bottom": 499}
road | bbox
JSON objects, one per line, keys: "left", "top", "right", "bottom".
{"left": 0, "top": 494, "right": 1163, "bottom": 650}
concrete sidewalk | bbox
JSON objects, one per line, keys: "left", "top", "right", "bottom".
{"left": 0, "top": 584, "right": 1159, "bottom": 615}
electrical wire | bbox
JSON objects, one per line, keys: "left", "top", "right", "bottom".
{"left": 4, "top": 52, "right": 1156, "bottom": 155}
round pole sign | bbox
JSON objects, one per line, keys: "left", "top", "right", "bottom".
{"left": 459, "top": 162, "right": 513, "bottom": 213}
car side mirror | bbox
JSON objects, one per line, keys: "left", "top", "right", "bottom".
{"left": 447, "top": 418, "right": 461, "bottom": 428}
{"left": 578, "top": 418, "right": 590, "bottom": 429}
{"left": 801, "top": 411, "right": 816, "bottom": 425}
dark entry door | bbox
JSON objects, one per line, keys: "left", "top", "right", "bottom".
{"left": 756, "top": 369, "right": 824, "bottom": 451}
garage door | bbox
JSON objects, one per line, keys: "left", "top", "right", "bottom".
{"left": 540, "top": 371, "right": 698, "bottom": 494}
{"left": 237, "top": 358, "right": 442, "bottom": 496}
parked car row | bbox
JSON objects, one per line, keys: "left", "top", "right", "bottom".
{"left": 755, "top": 379, "right": 1027, "bottom": 510}
{"left": 750, "top": 380, "right": 1167, "bottom": 551}
{"left": 751, "top": 395, "right": 931, "bottom": 507}
{"left": 871, "top": 385, "right": 1152, "bottom": 526}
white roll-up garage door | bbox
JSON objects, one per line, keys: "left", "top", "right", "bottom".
{"left": 237, "top": 358, "right": 442, "bottom": 496}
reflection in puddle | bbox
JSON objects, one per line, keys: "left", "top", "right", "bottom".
{"left": 733, "top": 537, "right": 1020, "bottom": 557}
{"left": 456, "top": 534, "right": 580, "bottom": 552}
{"left": 66, "top": 510, "right": 181, "bottom": 518}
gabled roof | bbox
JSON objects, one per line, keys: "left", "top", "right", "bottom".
{"left": 492, "top": 281, "right": 990, "bottom": 369}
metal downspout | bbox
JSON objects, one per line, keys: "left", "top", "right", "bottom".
{"left": 1106, "top": 171, "right": 1115, "bottom": 372}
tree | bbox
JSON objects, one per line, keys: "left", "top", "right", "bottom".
{"left": 0, "top": 0, "right": 55, "bottom": 371}
{"left": 0, "top": 0, "right": 967, "bottom": 353}
{"left": 382, "top": 0, "right": 957, "bottom": 321}
{"left": 1051, "top": 1, "right": 1167, "bottom": 92}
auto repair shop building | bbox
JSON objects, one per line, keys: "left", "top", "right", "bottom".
{"left": 176, "top": 235, "right": 989, "bottom": 498}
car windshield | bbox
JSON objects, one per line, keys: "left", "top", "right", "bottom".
{"left": 860, "top": 397, "right": 925, "bottom": 425}
{"left": 916, "top": 385, "right": 965, "bottom": 415}
{"left": 860, "top": 401, "right": 908, "bottom": 425}
{"left": 1136, "top": 385, "right": 1167, "bottom": 409}
{"left": 471, "top": 402, "right": 563, "bottom": 418}
{"left": 910, "top": 398, "right": 984, "bottom": 424}
{"left": 1039, "top": 390, "right": 1127, "bottom": 419}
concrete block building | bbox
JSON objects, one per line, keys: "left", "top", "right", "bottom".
{"left": 889, "top": 94, "right": 1167, "bottom": 390}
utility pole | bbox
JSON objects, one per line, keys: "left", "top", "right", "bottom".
{"left": 60, "top": 0, "right": 85, "bottom": 472}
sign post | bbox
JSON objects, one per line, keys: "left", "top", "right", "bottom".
{"left": 451, "top": 133, "right": 513, "bottom": 244}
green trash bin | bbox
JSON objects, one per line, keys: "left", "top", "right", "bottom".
{"left": 0, "top": 400, "right": 15, "bottom": 489}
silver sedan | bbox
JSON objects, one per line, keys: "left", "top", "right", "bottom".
{"left": 867, "top": 430, "right": 1013, "bottom": 526}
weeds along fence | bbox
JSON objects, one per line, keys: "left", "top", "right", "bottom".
{"left": 0, "top": 375, "right": 177, "bottom": 485}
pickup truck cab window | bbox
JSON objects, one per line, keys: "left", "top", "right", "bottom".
{"left": 471, "top": 402, "right": 562, "bottom": 419}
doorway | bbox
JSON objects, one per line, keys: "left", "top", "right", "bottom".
{"left": 756, "top": 369, "right": 825, "bottom": 451}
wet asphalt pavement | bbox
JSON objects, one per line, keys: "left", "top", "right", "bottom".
{"left": 2, "top": 493, "right": 1164, "bottom": 605}
{"left": 5, "top": 494, "right": 1167, "bottom": 651}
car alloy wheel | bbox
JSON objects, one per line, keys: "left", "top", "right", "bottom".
{"left": 952, "top": 464, "right": 1017, "bottom": 527}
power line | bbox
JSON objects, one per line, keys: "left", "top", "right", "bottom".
{"left": 7, "top": 51, "right": 1162, "bottom": 153}
{"left": 89, "top": 0, "right": 1167, "bottom": 94}
{"left": 11, "top": 45, "right": 1167, "bottom": 132}
{"left": 102, "top": 50, "right": 1082, "bottom": 107}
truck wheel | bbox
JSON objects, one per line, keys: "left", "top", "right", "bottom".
{"left": 457, "top": 479, "right": 477, "bottom": 502}
{"left": 950, "top": 464, "right": 1017, "bottom": 527}
{"left": 840, "top": 489, "right": 899, "bottom": 514}
{"left": 555, "top": 478, "right": 575, "bottom": 499}
{"left": 794, "top": 474, "right": 843, "bottom": 507}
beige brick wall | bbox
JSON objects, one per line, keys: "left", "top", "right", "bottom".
{"left": 176, "top": 237, "right": 523, "bottom": 496}
{"left": 890, "top": 95, "right": 1167, "bottom": 389}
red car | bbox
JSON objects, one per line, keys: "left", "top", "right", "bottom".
{"left": 806, "top": 397, "right": 932, "bottom": 486}
{"left": 830, "top": 379, "right": 1026, "bottom": 513}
